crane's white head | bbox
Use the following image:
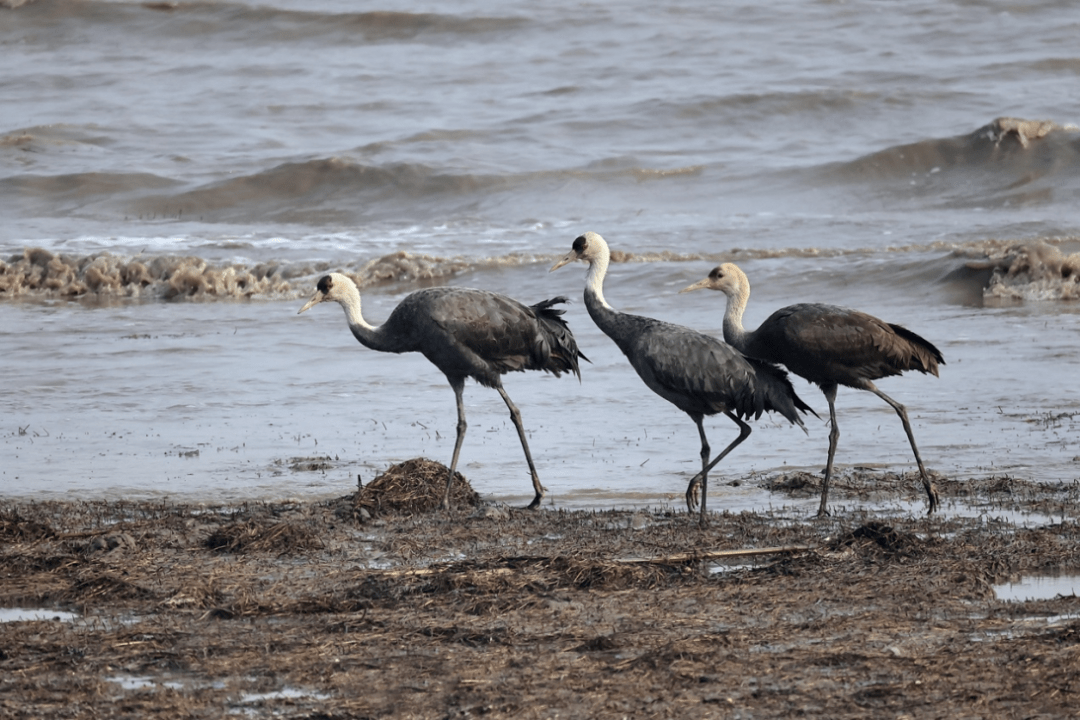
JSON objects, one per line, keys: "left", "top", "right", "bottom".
{"left": 550, "top": 231, "right": 609, "bottom": 272}
{"left": 298, "top": 272, "right": 358, "bottom": 314}
{"left": 679, "top": 263, "right": 749, "bottom": 299}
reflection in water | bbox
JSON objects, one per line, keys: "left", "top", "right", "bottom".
{"left": 0, "top": 608, "right": 79, "bottom": 623}
{"left": 994, "top": 575, "right": 1080, "bottom": 602}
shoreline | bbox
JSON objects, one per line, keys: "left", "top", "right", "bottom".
{"left": 2, "top": 469, "right": 1079, "bottom": 718}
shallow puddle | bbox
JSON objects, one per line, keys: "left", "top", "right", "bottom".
{"left": 238, "top": 687, "right": 332, "bottom": 703}
{"left": 0, "top": 608, "right": 79, "bottom": 623}
{"left": 948, "top": 508, "right": 1069, "bottom": 529}
{"left": 994, "top": 574, "right": 1080, "bottom": 601}
{"left": 107, "top": 675, "right": 196, "bottom": 692}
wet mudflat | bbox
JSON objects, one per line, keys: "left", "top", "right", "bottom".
{"left": 2, "top": 465, "right": 1079, "bottom": 719}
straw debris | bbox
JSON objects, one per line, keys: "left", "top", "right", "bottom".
{"left": 0, "top": 510, "right": 56, "bottom": 542}
{"left": 1, "top": 473, "right": 1080, "bottom": 719}
{"left": 204, "top": 519, "right": 323, "bottom": 554}
{"left": 354, "top": 457, "right": 480, "bottom": 517}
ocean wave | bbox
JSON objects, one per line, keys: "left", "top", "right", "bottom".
{"left": 11, "top": 157, "right": 705, "bottom": 225}
{"left": 4, "top": 237, "right": 1077, "bottom": 304}
{"left": 120, "top": 157, "right": 507, "bottom": 224}
{"left": 0, "top": 247, "right": 528, "bottom": 302}
{"left": 960, "top": 240, "right": 1080, "bottom": 302}
{"left": 0, "top": 171, "right": 178, "bottom": 216}
{"left": 0, "top": 247, "right": 297, "bottom": 301}
{"left": 9, "top": 1, "right": 524, "bottom": 44}
{"left": 656, "top": 89, "right": 866, "bottom": 123}
{"left": 822, "top": 117, "right": 1080, "bottom": 209}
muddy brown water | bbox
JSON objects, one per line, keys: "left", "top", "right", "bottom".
{"left": 2, "top": 467, "right": 1079, "bottom": 719}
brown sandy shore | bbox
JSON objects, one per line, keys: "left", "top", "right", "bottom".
{"left": 2, "top": 461, "right": 1080, "bottom": 719}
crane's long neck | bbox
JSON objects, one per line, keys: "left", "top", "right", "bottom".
{"left": 582, "top": 247, "right": 622, "bottom": 335}
{"left": 722, "top": 281, "right": 752, "bottom": 354}
{"left": 336, "top": 286, "right": 396, "bottom": 352}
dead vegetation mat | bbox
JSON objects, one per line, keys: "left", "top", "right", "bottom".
{"left": 353, "top": 457, "right": 480, "bottom": 518}
{"left": 2, "top": 472, "right": 1080, "bottom": 719}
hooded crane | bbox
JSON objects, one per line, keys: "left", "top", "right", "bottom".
{"left": 681, "top": 263, "right": 943, "bottom": 516}
{"left": 298, "top": 272, "right": 587, "bottom": 510}
{"left": 551, "top": 232, "right": 813, "bottom": 522}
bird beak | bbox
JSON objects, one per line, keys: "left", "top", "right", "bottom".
{"left": 549, "top": 250, "right": 579, "bottom": 272}
{"left": 297, "top": 291, "right": 325, "bottom": 314}
{"left": 679, "top": 278, "right": 711, "bottom": 294}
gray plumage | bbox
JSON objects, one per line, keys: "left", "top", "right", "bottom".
{"left": 298, "top": 272, "right": 587, "bottom": 509}
{"left": 681, "top": 262, "right": 943, "bottom": 516}
{"left": 551, "top": 232, "right": 813, "bottom": 523}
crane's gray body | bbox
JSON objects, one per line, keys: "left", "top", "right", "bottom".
{"left": 551, "top": 231, "right": 812, "bottom": 523}
{"left": 349, "top": 285, "right": 584, "bottom": 387}
{"left": 584, "top": 289, "right": 807, "bottom": 424}
{"left": 300, "top": 273, "right": 586, "bottom": 510}
{"left": 682, "top": 261, "right": 944, "bottom": 516}
{"left": 734, "top": 302, "right": 942, "bottom": 391}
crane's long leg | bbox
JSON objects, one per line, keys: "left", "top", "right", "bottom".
{"left": 685, "top": 414, "right": 710, "bottom": 515}
{"left": 868, "top": 385, "right": 939, "bottom": 514}
{"left": 687, "top": 412, "right": 752, "bottom": 525}
{"left": 496, "top": 384, "right": 546, "bottom": 510}
{"left": 443, "top": 378, "right": 469, "bottom": 510}
{"left": 818, "top": 384, "right": 840, "bottom": 517}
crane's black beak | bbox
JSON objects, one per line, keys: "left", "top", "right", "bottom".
{"left": 297, "top": 290, "right": 326, "bottom": 314}
{"left": 679, "top": 278, "right": 711, "bottom": 294}
{"left": 549, "top": 249, "right": 579, "bottom": 272}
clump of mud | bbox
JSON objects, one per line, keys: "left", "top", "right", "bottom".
{"left": 354, "top": 457, "right": 480, "bottom": 518}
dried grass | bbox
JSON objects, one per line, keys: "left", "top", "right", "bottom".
{"left": 204, "top": 519, "right": 323, "bottom": 554}
{"left": 354, "top": 457, "right": 480, "bottom": 517}
{"left": 3, "top": 471, "right": 1080, "bottom": 719}
{"left": 0, "top": 510, "right": 56, "bottom": 542}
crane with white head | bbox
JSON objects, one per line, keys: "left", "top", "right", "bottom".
{"left": 299, "top": 272, "right": 587, "bottom": 510}
{"left": 681, "top": 262, "right": 943, "bottom": 515}
{"left": 551, "top": 232, "right": 813, "bottom": 522}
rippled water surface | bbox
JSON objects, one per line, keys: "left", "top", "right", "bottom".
{"left": 2, "top": 0, "right": 1079, "bottom": 508}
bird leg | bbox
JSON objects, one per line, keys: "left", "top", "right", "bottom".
{"left": 687, "top": 412, "right": 752, "bottom": 525}
{"left": 443, "top": 379, "right": 469, "bottom": 511}
{"left": 818, "top": 385, "right": 840, "bottom": 517}
{"left": 496, "top": 384, "right": 546, "bottom": 510}
{"left": 685, "top": 414, "right": 710, "bottom": 514}
{"left": 868, "top": 386, "right": 940, "bottom": 514}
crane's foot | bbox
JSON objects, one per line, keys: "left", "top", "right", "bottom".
{"left": 685, "top": 475, "right": 702, "bottom": 512}
{"left": 925, "top": 484, "right": 940, "bottom": 515}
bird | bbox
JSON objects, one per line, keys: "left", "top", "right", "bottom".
{"left": 298, "top": 272, "right": 587, "bottom": 510}
{"left": 680, "top": 262, "right": 943, "bottom": 516}
{"left": 550, "top": 232, "right": 813, "bottom": 523}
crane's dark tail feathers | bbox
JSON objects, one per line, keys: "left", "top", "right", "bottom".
{"left": 888, "top": 324, "right": 945, "bottom": 376}
{"left": 748, "top": 358, "right": 818, "bottom": 432}
{"left": 530, "top": 296, "right": 590, "bottom": 379}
